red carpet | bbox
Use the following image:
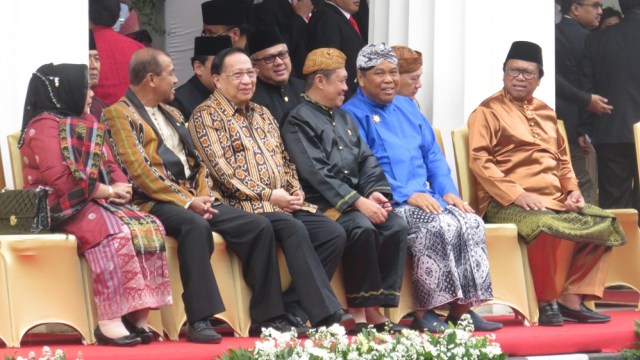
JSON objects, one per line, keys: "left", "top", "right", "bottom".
{"left": 2, "top": 309, "right": 639, "bottom": 359}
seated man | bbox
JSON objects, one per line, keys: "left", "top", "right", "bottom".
{"left": 468, "top": 41, "right": 626, "bottom": 326}
{"left": 187, "top": 47, "right": 354, "bottom": 334}
{"left": 281, "top": 48, "right": 408, "bottom": 335}
{"left": 103, "top": 48, "right": 295, "bottom": 342}
{"left": 343, "top": 43, "right": 502, "bottom": 332}
{"left": 248, "top": 26, "right": 305, "bottom": 126}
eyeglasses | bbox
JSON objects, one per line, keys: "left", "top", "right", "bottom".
{"left": 253, "top": 51, "right": 289, "bottom": 64}
{"left": 576, "top": 2, "right": 603, "bottom": 9}
{"left": 505, "top": 68, "right": 538, "bottom": 80}
{"left": 220, "top": 69, "right": 259, "bottom": 81}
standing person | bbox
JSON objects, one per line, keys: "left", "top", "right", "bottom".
{"left": 21, "top": 63, "right": 171, "bottom": 346}
{"left": 200, "top": 0, "right": 251, "bottom": 49}
{"left": 555, "top": 0, "right": 611, "bottom": 204}
{"left": 249, "top": 0, "right": 314, "bottom": 79}
{"left": 307, "top": 0, "right": 366, "bottom": 97}
{"left": 248, "top": 27, "right": 305, "bottom": 126}
{"left": 171, "top": 36, "right": 232, "bottom": 121}
{"left": 88, "top": 29, "right": 108, "bottom": 120}
{"left": 89, "top": 0, "right": 144, "bottom": 105}
{"left": 281, "top": 48, "right": 408, "bottom": 335}
{"left": 468, "top": 41, "right": 625, "bottom": 326}
{"left": 103, "top": 48, "right": 297, "bottom": 342}
{"left": 582, "top": 0, "right": 640, "bottom": 215}
{"left": 343, "top": 43, "right": 502, "bottom": 332}
{"left": 188, "top": 47, "right": 355, "bottom": 334}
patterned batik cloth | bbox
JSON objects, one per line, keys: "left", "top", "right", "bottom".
{"left": 84, "top": 207, "right": 172, "bottom": 320}
{"left": 485, "top": 201, "right": 626, "bottom": 246}
{"left": 394, "top": 205, "right": 493, "bottom": 310}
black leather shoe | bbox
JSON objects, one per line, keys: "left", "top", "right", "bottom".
{"left": 412, "top": 311, "right": 447, "bottom": 333}
{"left": 538, "top": 302, "right": 564, "bottom": 326}
{"left": 557, "top": 302, "right": 611, "bottom": 323}
{"left": 249, "top": 317, "right": 296, "bottom": 337}
{"left": 445, "top": 311, "right": 503, "bottom": 331}
{"left": 94, "top": 326, "right": 141, "bottom": 347}
{"left": 373, "top": 321, "right": 407, "bottom": 333}
{"left": 346, "top": 322, "right": 369, "bottom": 335}
{"left": 122, "top": 316, "right": 154, "bottom": 344}
{"left": 314, "top": 310, "right": 356, "bottom": 332}
{"left": 186, "top": 319, "right": 223, "bottom": 343}
{"left": 282, "top": 313, "right": 311, "bottom": 337}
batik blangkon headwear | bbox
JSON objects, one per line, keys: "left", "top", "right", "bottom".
{"left": 356, "top": 43, "right": 398, "bottom": 70}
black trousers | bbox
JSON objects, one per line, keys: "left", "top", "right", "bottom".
{"left": 594, "top": 143, "right": 640, "bottom": 214}
{"left": 261, "top": 211, "right": 346, "bottom": 325}
{"left": 149, "top": 202, "right": 284, "bottom": 324}
{"left": 337, "top": 210, "right": 408, "bottom": 308}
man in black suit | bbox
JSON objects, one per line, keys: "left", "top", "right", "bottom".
{"left": 307, "top": 0, "right": 366, "bottom": 97}
{"left": 582, "top": 0, "right": 640, "bottom": 214}
{"left": 249, "top": 0, "right": 314, "bottom": 79}
{"left": 171, "top": 36, "right": 231, "bottom": 121}
{"left": 555, "top": 0, "right": 612, "bottom": 204}
{"left": 248, "top": 27, "right": 305, "bottom": 126}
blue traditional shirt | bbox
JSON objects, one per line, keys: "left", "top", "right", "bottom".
{"left": 342, "top": 88, "right": 459, "bottom": 207}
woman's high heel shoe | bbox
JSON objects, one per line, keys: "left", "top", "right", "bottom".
{"left": 94, "top": 326, "right": 141, "bottom": 347}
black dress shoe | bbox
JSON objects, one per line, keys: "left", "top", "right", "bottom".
{"left": 314, "top": 310, "right": 356, "bottom": 332}
{"left": 122, "top": 316, "right": 154, "bottom": 344}
{"left": 346, "top": 322, "right": 369, "bottom": 335}
{"left": 94, "top": 326, "right": 141, "bottom": 347}
{"left": 412, "top": 311, "right": 447, "bottom": 333}
{"left": 282, "top": 313, "right": 311, "bottom": 337}
{"left": 249, "top": 316, "right": 296, "bottom": 337}
{"left": 557, "top": 302, "right": 611, "bottom": 323}
{"left": 186, "top": 319, "right": 223, "bottom": 343}
{"left": 445, "top": 311, "right": 503, "bottom": 331}
{"left": 373, "top": 321, "right": 407, "bottom": 333}
{"left": 538, "top": 302, "right": 564, "bottom": 326}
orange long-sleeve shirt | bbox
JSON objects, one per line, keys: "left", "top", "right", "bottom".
{"left": 468, "top": 89, "right": 579, "bottom": 215}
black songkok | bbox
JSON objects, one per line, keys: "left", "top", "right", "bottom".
{"left": 201, "top": 0, "right": 250, "bottom": 26}
{"left": 89, "top": 29, "right": 97, "bottom": 51}
{"left": 194, "top": 36, "right": 232, "bottom": 56}
{"left": 247, "top": 27, "right": 285, "bottom": 56}
{"left": 504, "top": 41, "right": 543, "bottom": 67}
{"left": 89, "top": 0, "right": 120, "bottom": 27}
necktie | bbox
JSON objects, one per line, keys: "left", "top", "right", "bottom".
{"left": 348, "top": 15, "right": 362, "bottom": 37}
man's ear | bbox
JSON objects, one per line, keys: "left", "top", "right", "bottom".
{"left": 193, "top": 60, "right": 205, "bottom": 77}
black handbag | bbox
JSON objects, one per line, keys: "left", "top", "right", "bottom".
{"left": 0, "top": 187, "right": 50, "bottom": 234}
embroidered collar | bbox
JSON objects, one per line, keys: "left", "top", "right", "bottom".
{"left": 302, "top": 93, "right": 334, "bottom": 113}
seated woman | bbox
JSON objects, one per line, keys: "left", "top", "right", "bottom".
{"left": 20, "top": 63, "right": 171, "bottom": 346}
{"left": 342, "top": 43, "right": 502, "bottom": 332}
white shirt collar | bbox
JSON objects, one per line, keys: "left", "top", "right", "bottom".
{"left": 326, "top": 1, "right": 351, "bottom": 18}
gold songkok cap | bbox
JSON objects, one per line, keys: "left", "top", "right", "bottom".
{"left": 303, "top": 48, "right": 347, "bottom": 75}
{"left": 391, "top": 45, "right": 423, "bottom": 74}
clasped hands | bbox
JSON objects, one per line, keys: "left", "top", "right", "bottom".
{"left": 354, "top": 191, "right": 393, "bottom": 224}
{"left": 270, "top": 189, "right": 304, "bottom": 213}
{"left": 105, "top": 182, "right": 132, "bottom": 205}
{"left": 188, "top": 195, "right": 219, "bottom": 220}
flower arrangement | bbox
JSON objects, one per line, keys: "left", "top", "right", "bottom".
{"left": 217, "top": 314, "right": 506, "bottom": 360}
{"left": 622, "top": 320, "right": 640, "bottom": 360}
{"left": 3, "top": 346, "right": 73, "bottom": 360}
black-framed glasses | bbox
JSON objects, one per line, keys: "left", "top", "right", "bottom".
{"left": 220, "top": 69, "right": 259, "bottom": 81}
{"left": 253, "top": 50, "right": 289, "bottom": 64}
{"left": 505, "top": 68, "right": 538, "bottom": 80}
{"left": 576, "top": 2, "right": 603, "bottom": 9}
